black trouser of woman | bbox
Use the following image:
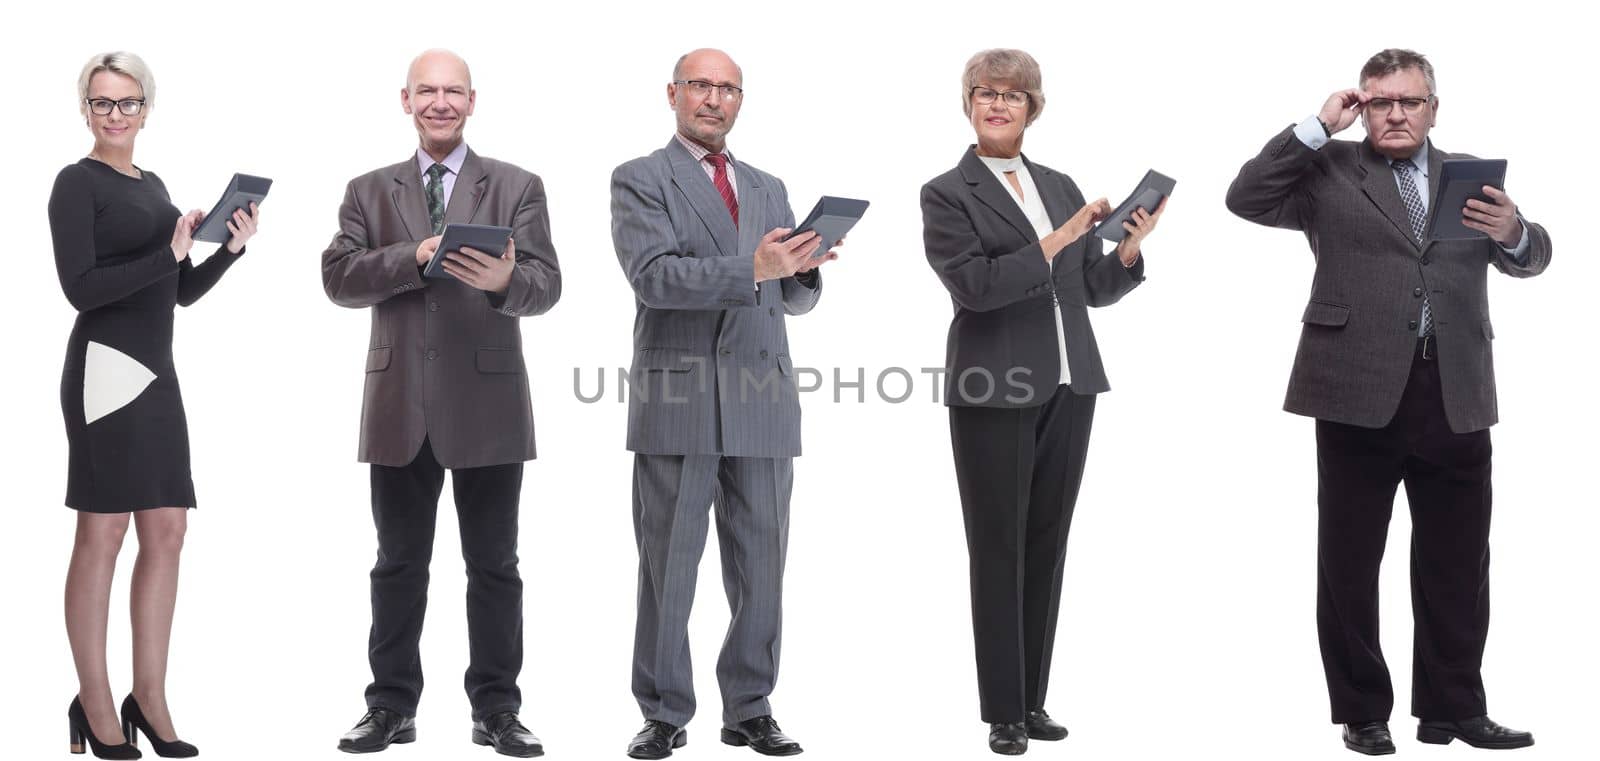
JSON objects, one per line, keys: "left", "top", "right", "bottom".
{"left": 949, "top": 384, "right": 1097, "bottom": 724}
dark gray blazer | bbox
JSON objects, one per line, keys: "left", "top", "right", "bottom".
{"left": 611, "top": 138, "right": 821, "bottom": 458}
{"left": 321, "top": 149, "right": 561, "bottom": 467}
{"left": 1226, "top": 126, "right": 1552, "bottom": 433}
{"left": 921, "top": 147, "right": 1145, "bottom": 408}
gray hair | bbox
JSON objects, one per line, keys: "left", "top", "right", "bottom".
{"left": 78, "top": 51, "right": 155, "bottom": 114}
{"left": 961, "top": 49, "right": 1045, "bottom": 126}
{"left": 1359, "top": 48, "right": 1436, "bottom": 95}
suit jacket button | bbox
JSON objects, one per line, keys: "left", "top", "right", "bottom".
{"left": 769, "top": 307, "right": 776, "bottom": 316}
{"left": 426, "top": 349, "right": 438, "bottom": 360}
{"left": 760, "top": 350, "right": 769, "bottom": 359}
{"left": 1408, "top": 320, "right": 1418, "bottom": 331}
{"left": 720, "top": 348, "right": 733, "bottom": 356}
{"left": 1412, "top": 287, "right": 1424, "bottom": 297}
{"left": 1421, "top": 256, "right": 1431, "bottom": 265}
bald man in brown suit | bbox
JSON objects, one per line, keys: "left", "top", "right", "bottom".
{"left": 322, "top": 50, "right": 560, "bottom": 758}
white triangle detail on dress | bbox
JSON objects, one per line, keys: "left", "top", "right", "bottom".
{"left": 83, "top": 340, "right": 157, "bottom": 424}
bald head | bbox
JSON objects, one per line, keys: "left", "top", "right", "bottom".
{"left": 667, "top": 48, "right": 745, "bottom": 152}
{"left": 402, "top": 49, "right": 475, "bottom": 162}
{"left": 408, "top": 48, "right": 472, "bottom": 91}
{"left": 673, "top": 48, "right": 741, "bottom": 85}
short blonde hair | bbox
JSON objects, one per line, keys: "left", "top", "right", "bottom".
{"left": 961, "top": 49, "right": 1045, "bottom": 126}
{"left": 77, "top": 52, "right": 155, "bottom": 115}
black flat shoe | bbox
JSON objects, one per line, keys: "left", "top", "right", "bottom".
{"left": 68, "top": 697, "right": 141, "bottom": 759}
{"left": 988, "top": 722, "right": 1027, "bottom": 755}
{"left": 1342, "top": 721, "right": 1395, "bottom": 756}
{"left": 337, "top": 708, "right": 416, "bottom": 754}
{"left": 627, "top": 720, "right": 686, "bottom": 760}
{"left": 1418, "top": 716, "right": 1534, "bottom": 749}
{"left": 472, "top": 712, "right": 543, "bottom": 757}
{"left": 121, "top": 695, "right": 197, "bottom": 758}
{"left": 721, "top": 716, "right": 802, "bottom": 756}
{"left": 1025, "top": 709, "right": 1068, "bottom": 741}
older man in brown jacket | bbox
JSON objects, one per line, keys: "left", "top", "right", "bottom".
{"left": 321, "top": 49, "right": 559, "bottom": 758}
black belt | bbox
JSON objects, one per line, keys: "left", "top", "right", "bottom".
{"left": 1416, "top": 334, "right": 1435, "bottom": 361}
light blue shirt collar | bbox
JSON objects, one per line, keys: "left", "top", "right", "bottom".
{"left": 417, "top": 141, "right": 468, "bottom": 180}
{"left": 1393, "top": 139, "right": 1430, "bottom": 178}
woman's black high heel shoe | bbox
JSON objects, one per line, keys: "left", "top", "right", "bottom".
{"left": 120, "top": 695, "right": 198, "bottom": 758}
{"left": 68, "top": 697, "right": 142, "bottom": 759}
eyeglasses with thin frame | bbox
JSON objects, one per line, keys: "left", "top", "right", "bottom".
{"left": 673, "top": 80, "right": 744, "bottom": 101}
{"left": 85, "top": 98, "right": 146, "bottom": 116}
{"left": 970, "top": 86, "right": 1030, "bottom": 109}
{"left": 1365, "top": 95, "right": 1433, "bottom": 116}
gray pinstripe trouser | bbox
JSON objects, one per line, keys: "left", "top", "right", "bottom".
{"left": 631, "top": 453, "right": 792, "bottom": 727}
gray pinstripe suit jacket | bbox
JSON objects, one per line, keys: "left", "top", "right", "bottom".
{"left": 611, "top": 138, "right": 822, "bottom": 458}
{"left": 1226, "top": 126, "right": 1552, "bottom": 433}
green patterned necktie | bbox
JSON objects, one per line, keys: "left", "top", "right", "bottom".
{"left": 425, "top": 163, "right": 448, "bottom": 235}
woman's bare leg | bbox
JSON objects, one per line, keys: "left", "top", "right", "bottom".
{"left": 66, "top": 511, "right": 132, "bottom": 744}
{"left": 129, "top": 507, "right": 187, "bottom": 741}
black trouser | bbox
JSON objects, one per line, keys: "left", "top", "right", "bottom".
{"left": 949, "top": 385, "right": 1097, "bottom": 724}
{"left": 1316, "top": 340, "right": 1493, "bottom": 723}
{"left": 365, "top": 438, "right": 525, "bottom": 720}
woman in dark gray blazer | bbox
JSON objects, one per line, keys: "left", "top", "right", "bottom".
{"left": 919, "top": 48, "right": 1166, "bottom": 756}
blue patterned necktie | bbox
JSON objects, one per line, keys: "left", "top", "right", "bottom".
{"left": 1391, "top": 159, "right": 1434, "bottom": 338}
{"left": 425, "top": 163, "right": 448, "bottom": 235}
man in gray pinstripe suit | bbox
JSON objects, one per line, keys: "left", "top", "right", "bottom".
{"left": 611, "top": 48, "right": 839, "bottom": 760}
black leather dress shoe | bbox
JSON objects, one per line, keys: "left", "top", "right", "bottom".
{"left": 627, "top": 720, "right": 687, "bottom": 760}
{"left": 338, "top": 708, "right": 416, "bottom": 754}
{"left": 1342, "top": 721, "right": 1395, "bottom": 756}
{"left": 1418, "top": 716, "right": 1534, "bottom": 749}
{"left": 1024, "top": 709, "right": 1068, "bottom": 741}
{"left": 721, "top": 716, "right": 802, "bottom": 756}
{"left": 988, "top": 722, "right": 1028, "bottom": 755}
{"left": 472, "top": 712, "right": 543, "bottom": 757}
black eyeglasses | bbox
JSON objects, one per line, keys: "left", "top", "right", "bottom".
{"left": 673, "top": 80, "right": 744, "bottom": 101}
{"left": 1366, "top": 95, "right": 1433, "bottom": 115}
{"left": 85, "top": 98, "right": 145, "bottom": 116}
{"left": 970, "top": 87, "right": 1030, "bottom": 108}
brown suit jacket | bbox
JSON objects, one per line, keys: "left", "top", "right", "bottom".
{"left": 1226, "top": 126, "right": 1551, "bottom": 433}
{"left": 321, "top": 148, "right": 561, "bottom": 467}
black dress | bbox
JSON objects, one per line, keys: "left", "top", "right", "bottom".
{"left": 49, "top": 158, "right": 242, "bottom": 513}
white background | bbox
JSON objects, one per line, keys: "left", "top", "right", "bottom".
{"left": 3, "top": 1, "right": 1594, "bottom": 759}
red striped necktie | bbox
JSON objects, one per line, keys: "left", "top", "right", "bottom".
{"left": 704, "top": 153, "right": 739, "bottom": 227}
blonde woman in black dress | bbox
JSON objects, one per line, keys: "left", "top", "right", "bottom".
{"left": 50, "top": 52, "right": 260, "bottom": 759}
